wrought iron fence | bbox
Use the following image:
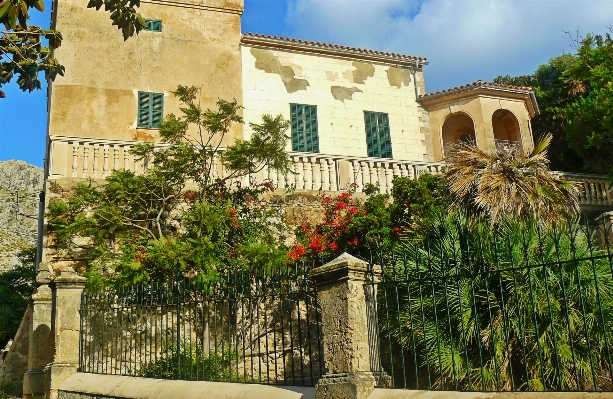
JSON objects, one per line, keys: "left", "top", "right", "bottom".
{"left": 367, "top": 217, "right": 613, "bottom": 392}
{"left": 79, "top": 262, "right": 324, "bottom": 386}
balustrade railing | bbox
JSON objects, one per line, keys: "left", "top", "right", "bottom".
{"left": 48, "top": 136, "right": 611, "bottom": 205}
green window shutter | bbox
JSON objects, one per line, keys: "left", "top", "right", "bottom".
{"left": 364, "top": 111, "right": 392, "bottom": 158}
{"left": 137, "top": 92, "right": 164, "bottom": 128}
{"left": 151, "top": 93, "right": 164, "bottom": 128}
{"left": 290, "top": 103, "right": 319, "bottom": 153}
{"left": 144, "top": 19, "right": 163, "bottom": 32}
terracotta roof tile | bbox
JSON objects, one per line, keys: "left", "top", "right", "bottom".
{"left": 419, "top": 80, "right": 534, "bottom": 99}
{"left": 241, "top": 33, "right": 427, "bottom": 63}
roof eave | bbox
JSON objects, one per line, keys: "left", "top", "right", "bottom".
{"left": 241, "top": 35, "right": 428, "bottom": 68}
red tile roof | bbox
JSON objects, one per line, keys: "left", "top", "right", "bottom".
{"left": 419, "top": 80, "right": 534, "bottom": 99}
{"left": 241, "top": 33, "right": 427, "bottom": 65}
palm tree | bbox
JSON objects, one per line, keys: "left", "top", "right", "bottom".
{"left": 375, "top": 216, "right": 613, "bottom": 391}
{"left": 444, "top": 134, "right": 580, "bottom": 224}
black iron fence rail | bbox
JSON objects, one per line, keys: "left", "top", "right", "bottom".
{"left": 368, "top": 217, "right": 613, "bottom": 392}
{"left": 79, "top": 262, "right": 325, "bottom": 387}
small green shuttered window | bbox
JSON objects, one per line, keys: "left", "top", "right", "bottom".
{"left": 138, "top": 92, "right": 164, "bottom": 128}
{"left": 364, "top": 111, "right": 392, "bottom": 158}
{"left": 290, "top": 104, "right": 319, "bottom": 153}
{"left": 144, "top": 19, "right": 162, "bottom": 32}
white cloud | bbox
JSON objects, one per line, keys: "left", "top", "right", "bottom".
{"left": 285, "top": 0, "right": 613, "bottom": 91}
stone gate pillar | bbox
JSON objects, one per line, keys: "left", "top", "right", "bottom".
{"left": 22, "top": 272, "right": 54, "bottom": 399}
{"left": 309, "top": 253, "right": 381, "bottom": 399}
{"left": 44, "top": 267, "right": 86, "bottom": 399}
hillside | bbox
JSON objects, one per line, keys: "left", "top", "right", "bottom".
{"left": 0, "top": 160, "right": 43, "bottom": 272}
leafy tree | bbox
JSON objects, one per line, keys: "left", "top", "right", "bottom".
{"left": 495, "top": 31, "right": 613, "bottom": 177}
{"left": 445, "top": 134, "right": 579, "bottom": 225}
{"left": 46, "top": 86, "right": 293, "bottom": 287}
{"left": 0, "top": 0, "right": 144, "bottom": 97}
{"left": 0, "top": 246, "right": 36, "bottom": 348}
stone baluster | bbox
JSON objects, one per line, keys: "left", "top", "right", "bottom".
{"left": 82, "top": 145, "right": 90, "bottom": 178}
{"left": 123, "top": 145, "right": 131, "bottom": 172}
{"left": 392, "top": 163, "right": 400, "bottom": 179}
{"left": 113, "top": 146, "right": 119, "bottom": 171}
{"left": 384, "top": 163, "right": 393, "bottom": 193}
{"left": 102, "top": 145, "right": 109, "bottom": 177}
{"left": 71, "top": 143, "right": 79, "bottom": 178}
{"left": 286, "top": 158, "right": 296, "bottom": 189}
{"left": 309, "top": 253, "right": 382, "bottom": 399}
{"left": 408, "top": 164, "right": 416, "bottom": 179}
{"left": 321, "top": 159, "right": 330, "bottom": 191}
{"left": 360, "top": 161, "right": 369, "bottom": 192}
{"left": 349, "top": 160, "right": 358, "bottom": 190}
{"left": 328, "top": 159, "right": 338, "bottom": 191}
{"left": 294, "top": 157, "right": 304, "bottom": 190}
{"left": 302, "top": 157, "right": 312, "bottom": 190}
{"left": 312, "top": 158, "right": 322, "bottom": 191}
{"left": 92, "top": 146, "right": 99, "bottom": 177}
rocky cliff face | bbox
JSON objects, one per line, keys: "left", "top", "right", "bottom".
{"left": 0, "top": 160, "right": 43, "bottom": 272}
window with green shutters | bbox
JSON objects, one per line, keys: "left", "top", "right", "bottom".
{"left": 364, "top": 111, "right": 393, "bottom": 158}
{"left": 138, "top": 92, "right": 164, "bottom": 128}
{"left": 290, "top": 104, "right": 319, "bottom": 153}
{"left": 144, "top": 19, "right": 162, "bottom": 32}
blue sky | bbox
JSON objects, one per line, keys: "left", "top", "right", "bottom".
{"left": 2, "top": 0, "right": 613, "bottom": 167}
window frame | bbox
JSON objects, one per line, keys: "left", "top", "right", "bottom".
{"left": 290, "top": 103, "right": 320, "bottom": 153}
{"left": 364, "top": 111, "right": 393, "bottom": 159}
{"left": 144, "top": 19, "right": 163, "bottom": 32}
{"left": 137, "top": 92, "right": 164, "bottom": 129}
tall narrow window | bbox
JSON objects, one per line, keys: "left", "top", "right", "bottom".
{"left": 144, "top": 19, "right": 163, "bottom": 32}
{"left": 290, "top": 104, "right": 319, "bottom": 153}
{"left": 138, "top": 92, "right": 164, "bottom": 128}
{"left": 364, "top": 111, "right": 392, "bottom": 158}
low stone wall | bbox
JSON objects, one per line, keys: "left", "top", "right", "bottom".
{"left": 58, "top": 373, "right": 613, "bottom": 399}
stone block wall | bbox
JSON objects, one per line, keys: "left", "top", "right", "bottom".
{"left": 242, "top": 46, "right": 429, "bottom": 162}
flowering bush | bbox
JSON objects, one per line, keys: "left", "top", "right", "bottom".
{"left": 291, "top": 174, "right": 451, "bottom": 261}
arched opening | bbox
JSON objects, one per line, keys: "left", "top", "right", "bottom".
{"left": 492, "top": 109, "right": 521, "bottom": 150}
{"left": 441, "top": 113, "right": 476, "bottom": 156}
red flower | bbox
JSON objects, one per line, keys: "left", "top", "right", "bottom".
{"left": 338, "top": 192, "right": 351, "bottom": 201}
{"left": 348, "top": 206, "right": 358, "bottom": 215}
{"left": 334, "top": 201, "right": 348, "bottom": 211}
{"left": 308, "top": 236, "right": 326, "bottom": 253}
{"left": 347, "top": 237, "right": 358, "bottom": 246}
{"left": 393, "top": 227, "right": 401, "bottom": 236}
{"left": 289, "top": 244, "right": 307, "bottom": 261}
{"left": 329, "top": 242, "right": 339, "bottom": 251}
{"left": 300, "top": 222, "right": 310, "bottom": 233}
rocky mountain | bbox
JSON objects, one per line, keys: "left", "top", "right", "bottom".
{"left": 0, "top": 160, "right": 43, "bottom": 272}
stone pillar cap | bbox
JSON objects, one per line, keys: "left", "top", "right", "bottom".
{"left": 53, "top": 267, "right": 87, "bottom": 287}
{"left": 309, "top": 252, "right": 379, "bottom": 286}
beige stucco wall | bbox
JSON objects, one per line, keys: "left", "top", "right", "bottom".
{"left": 48, "top": 0, "right": 244, "bottom": 145}
{"left": 426, "top": 95, "right": 534, "bottom": 161}
{"left": 241, "top": 45, "right": 429, "bottom": 162}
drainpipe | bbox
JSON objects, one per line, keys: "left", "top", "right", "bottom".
{"left": 35, "top": 190, "right": 44, "bottom": 272}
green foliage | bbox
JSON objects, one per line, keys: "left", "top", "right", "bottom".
{"left": 138, "top": 345, "right": 241, "bottom": 382}
{"left": 0, "top": 246, "right": 36, "bottom": 348}
{"left": 46, "top": 87, "right": 292, "bottom": 287}
{"left": 381, "top": 217, "right": 613, "bottom": 390}
{"left": 291, "top": 174, "right": 451, "bottom": 260}
{"left": 0, "top": 0, "right": 143, "bottom": 97}
{"left": 494, "top": 30, "right": 613, "bottom": 177}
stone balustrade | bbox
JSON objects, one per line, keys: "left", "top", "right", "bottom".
{"left": 555, "top": 172, "right": 613, "bottom": 207}
{"left": 48, "top": 136, "right": 611, "bottom": 206}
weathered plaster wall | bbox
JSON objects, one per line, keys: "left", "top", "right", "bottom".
{"left": 426, "top": 95, "right": 534, "bottom": 161}
{"left": 48, "top": 0, "right": 244, "bottom": 170}
{"left": 242, "top": 46, "right": 429, "bottom": 161}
